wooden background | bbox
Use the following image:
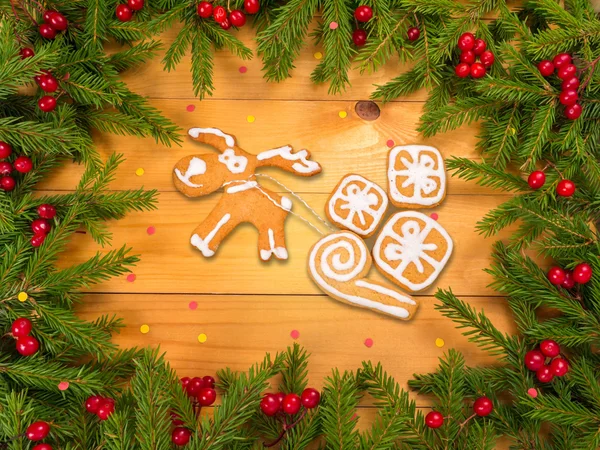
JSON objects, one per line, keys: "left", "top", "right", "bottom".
{"left": 45, "top": 25, "right": 516, "bottom": 421}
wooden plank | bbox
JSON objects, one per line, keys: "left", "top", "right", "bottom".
{"left": 56, "top": 191, "right": 510, "bottom": 296}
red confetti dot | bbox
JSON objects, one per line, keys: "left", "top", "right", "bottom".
{"left": 386, "top": 139, "right": 395, "bottom": 148}
{"left": 329, "top": 21, "right": 339, "bottom": 30}
{"left": 239, "top": 66, "right": 247, "bottom": 73}
{"left": 126, "top": 274, "right": 136, "bottom": 282}
{"left": 189, "top": 301, "right": 198, "bottom": 310}
{"left": 58, "top": 381, "right": 69, "bottom": 391}
{"left": 430, "top": 213, "right": 439, "bottom": 220}
{"left": 364, "top": 338, "right": 373, "bottom": 348}
{"left": 290, "top": 330, "right": 300, "bottom": 339}
{"left": 527, "top": 388, "right": 538, "bottom": 398}
{"left": 186, "top": 104, "right": 195, "bottom": 112}
{"left": 147, "top": 226, "right": 156, "bottom": 235}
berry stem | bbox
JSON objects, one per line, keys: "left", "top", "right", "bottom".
{"left": 579, "top": 54, "right": 600, "bottom": 92}
{"left": 263, "top": 408, "right": 307, "bottom": 447}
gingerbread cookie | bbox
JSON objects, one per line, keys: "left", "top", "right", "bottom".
{"left": 308, "top": 231, "right": 418, "bottom": 320}
{"left": 326, "top": 174, "right": 388, "bottom": 238}
{"left": 387, "top": 145, "right": 446, "bottom": 208}
{"left": 173, "top": 128, "right": 321, "bottom": 260}
{"left": 372, "top": 211, "right": 453, "bottom": 292}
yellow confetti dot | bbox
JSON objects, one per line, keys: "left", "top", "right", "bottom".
{"left": 197, "top": 333, "right": 208, "bottom": 343}
{"left": 314, "top": 52, "right": 323, "bottom": 60}
{"left": 247, "top": 115, "right": 255, "bottom": 123}
{"left": 135, "top": 168, "right": 145, "bottom": 176}
{"left": 435, "top": 338, "right": 445, "bottom": 348}
{"left": 17, "top": 292, "right": 28, "bottom": 302}
{"left": 140, "top": 324, "right": 150, "bottom": 334}
{"left": 338, "top": 111, "right": 347, "bottom": 119}
{"left": 509, "top": 127, "right": 516, "bottom": 135}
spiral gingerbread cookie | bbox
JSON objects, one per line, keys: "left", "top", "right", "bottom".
{"left": 387, "top": 145, "right": 446, "bottom": 208}
{"left": 308, "top": 231, "right": 418, "bottom": 320}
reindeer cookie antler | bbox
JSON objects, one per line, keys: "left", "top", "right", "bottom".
{"left": 173, "top": 128, "right": 322, "bottom": 261}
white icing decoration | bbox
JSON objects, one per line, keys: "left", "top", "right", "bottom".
{"left": 373, "top": 211, "right": 453, "bottom": 291}
{"left": 190, "top": 213, "right": 231, "bottom": 257}
{"left": 260, "top": 228, "right": 288, "bottom": 261}
{"left": 308, "top": 232, "right": 413, "bottom": 319}
{"left": 174, "top": 157, "right": 206, "bottom": 188}
{"left": 188, "top": 128, "right": 235, "bottom": 147}
{"left": 218, "top": 149, "right": 248, "bottom": 174}
{"left": 226, "top": 181, "right": 257, "bottom": 193}
{"left": 388, "top": 145, "right": 446, "bottom": 206}
{"left": 257, "top": 146, "right": 321, "bottom": 174}
{"left": 328, "top": 175, "right": 388, "bottom": 236}
{"left": 280, "top": 196, "right": 292, "bottom": 211}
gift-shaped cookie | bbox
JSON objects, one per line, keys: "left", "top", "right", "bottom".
{"left": 387, "top": 145, "right": 446, "bottom": 208}
{"left": 372, "top": 211, "right": 453, "bottom": 292}
{"left": 326, "top": 174, "right": 388, "bottom": 237}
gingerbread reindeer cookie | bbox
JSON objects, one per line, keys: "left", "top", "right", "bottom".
{"left": 173, "top": 128, "right": 321, "bottom": 261}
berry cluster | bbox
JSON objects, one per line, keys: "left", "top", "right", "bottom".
{"left": 85, "top": 395, "right": 116, "bottom": 420}
{"left": 196, "top": 0, "right": 259, "bottom": 31}
{"left": 11, "top": 317, "right": 39, "bottom": 356}
{"left": 537, "top": 53, "right": 582, "bottom": 120}
{"left": 351, "top": 5, "right": 373, "bottom": 47}
{"left": 0, "top": 141, "right": 33, "bottom": 191}
{"left": 30, "top": 203, "right": 57, "bottom": 248}
{"left": 455, "top": 33, "right": 494, "bottom": 79}
{"left": 525, "top": 339, "right": 569, "bottom": 383}
{"left": 39, "top": 10, "right": 68, "bottom": 40}
{"left": 547, "top": 262, "right": 592, "bottom": 289}
{"left": 19, "top": 49, "right": 61, "bottom": 112}
{"left": 527, "top": 170, "right": 576, "bottom": 197}
{"left": 116, "top": 0, "right": 145, "bottom": 22}
{"left": 425, "top": 396, "right": 493, "bottom": 429}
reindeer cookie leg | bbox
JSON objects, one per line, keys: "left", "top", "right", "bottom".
{"left": 190, "top": 205, "right": 240, "bottom": 257}
{"left": 256, "top": 194, "right": 292, "bottom": 261}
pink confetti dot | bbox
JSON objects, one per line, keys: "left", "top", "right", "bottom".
{"left": 430, "top": 213, "right": 439, "bottom": 221}
{"left": 58, "top": 381, "right": 69, "bottom": 391}
{"left": 386, "top": 139, "right": 395, "bottom": 148}
{"left": 147, "top": 226, "right": 156, "bottom": 235}
{"left": 189, "top": 301, "right": 198, "bottom": 310}
{"left": 364, "top": 338, "right": 373, "bottom": 348}
{"left": 290, "top": 330, "right": 300, "bottom": 340}
{"left": 186, "top": 104, "right": 195, "bottom": 112}
{"left": 239, "top": 66, "right": 247, "bottom": 73}
{"left": 329, "top": 21, "right": 339, "bottom": 30}
{"left": 527, "top": 388, "right": 538, "bottom": 398}
{"left": 126, "top": 274, "right": 136, "bottom": 283}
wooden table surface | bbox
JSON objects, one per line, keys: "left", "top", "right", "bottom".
{"left": 46, "top": 25, "right": 516, "bottom": 414}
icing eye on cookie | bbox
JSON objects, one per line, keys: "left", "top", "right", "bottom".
{"left": 218, "top": 149, "right": 248, "bottom": 174}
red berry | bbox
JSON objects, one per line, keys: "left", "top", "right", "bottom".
{"left": 127, "top": 0, "right": 144, "bottom": 11}
{"left": 43, "top": 10, "right": 56, "bottom": 23}
{"left": 470, "top": 62, "right": 486, "bottom": 78}
{"left": 562, "top": 270, "right": 575, "bottom": 289}
{"left": 213, "top": 6, "right": 227, "bottom": 23}
{"left": 0, "top": 161, "right": 12, "bottom": 175}
{"left": 282, "top": 393, "right": 301, "bottom": 415}
{"left": 559, "top": 89, "right": 578, "bottom": 106}
{"left": 524, "top": 349, "right": 545, "bottom": 371}
{"left": 38, "top": 96, "right": 57, "bottom": 113}
{"left": 537, "top": 60, "right": 554, "bottom": 77}
{"left": 197, "top": 2, "right": 213, "bottom": 18}
{"left": 407, "top": 27, "right": 420, "bottom": 41}
{"left": 49, "top": 12, "right": 68, "bottom": 31}
{"left": 39, "top": 24, "right": 57, "bottom": 39}
{"left": 180, "top": 376, "right": 191, "bottom": 388}
{"left": 455, "top": 63, "right": 470, "bottom": 78}
{"left": 540, "top": 339, "right": 560, "bottom": 358}
{"left": 275, "top": 392, "right": 285, "bottom": 410}
{"left": 17, "top": 335, "right": 40, "bottom": 356}
{"left": 171, "top": 427, "right": 191, "bottom": 446}
{"left": 556, "top": 179, "right": 575, "bottom": 196}
{"left": 31, "top": 218, "right": 51, "bottom": 235}
{"left": 260, "top": 394, "right": 280, "bottom": 416}
{"left": 480, "top": 50, "right": 494, "bottom": 68}
{"left": 102, "top": 397, "right": 115, "bottom": 408}
{"left": 354, "top": 5, "right": 373, "bottom": 22}
{"left": 473, "top": 38, "right": 486, "bottom": 55}
{"left": 31, "top": 233, "right": 46, "bottom": 247}
{"left": 460, "top": 50, "right": 475, "bottom": 65}
{"left": 425, "top": 411, "right": 444, "bottom": 428}
{"left": 300, "top": 388, "right": 320, "bottom": 409}
{"left": 557, "top": 64, "right": 576, "bottom": 80}
{"left": 550, "top": 358, "right": 569, "bottom": 376}
{"left": 85, "top": 395, "right": 103, "bottom": 413}
{"left": 536, "top": 365, "right": 554, "bottom": 383}
{"left": 565, "top": 103, "right": 582, "bottom": 120}
{"left": 186, "top": 377, "right": 204, "bottom": 397}
{"left": 170, "top": 411, "right": 184, "bottom": 426}
{"left": 11, "top": 318, "right": 32, "bottom": 337}
{"left": 547, "top": 266, "right": 566, "bottom": 285}
{"left": 97, "top": 400, "right": 115, "bottom": 420}
{"left": 202, "top": 375, "right": 216, "bottom": 388}
{"left": 39, "top": 74, "right": 58, "bottom": 93}
{"left": 20, "top": 48, "right": 35, "bottom": 59}
{"left": 26, "top": 421, "right": 50, "bottom": 441}
{"left": 37, "top": 204, "right": 57, "bottom": 219}
{"left": 219, "top": 18, "right": 231, "bottom": 30}
{"left": 14, "top": 156, "right": 33, "bottom": 173}
{"left": 230, "top": 10, "right": 246, "bottom": 27}
{"left": 244, "top": 0, "right": 260, "bottom": 14}
{"left": 352, "top": 29, "right": 367, "bottom": 47}
{"left": 1, "top": 176, "right": 15, "bottom": 191}
{"left": 553, "top": 53, "right": 572, "bottom": 69}
{"left": 116, "top": 4, "right": 133, "bottom": 22}
{"left": 33, "top": 445, "right": 53, "bottom": 450}
{"left": 527, "top": 170, "right": 546, "bottom": 189}
{"left": 458, "top": 32, "right": 475, "bottom": 51}
{"left": 0, "top": 141, "right": 12, "bottom": 159}
{"left": 561, "top": 77, "right": 579, "bottom": 91}
{"left": 197, "top": 387, "right": 217, "bottom": 406}
{"left": 573, "top": 262, "right": 592, "bottom": 284}
{"left": 473, "top": 396, "right": 493, "bottom": 416}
